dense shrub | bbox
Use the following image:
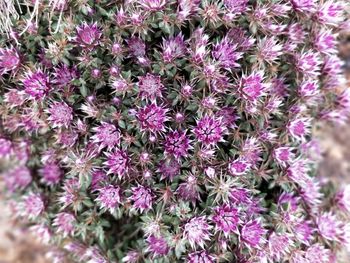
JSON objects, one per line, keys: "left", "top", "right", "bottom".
{"left": 1, "top": 0, "right": 350, "bottom": 262}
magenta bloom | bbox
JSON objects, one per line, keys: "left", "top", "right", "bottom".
{"left": 239, "top": 72, "right": 266, "bottom": 104}
{"left": 298, "top": 81, "right": 319, "bottom": 97}
{"left": 317, "top": 212, "right": 342, "bottom": 241}
{"left": 21, "top": 193, "right": 45, "bottom": 219}
{"left": 158, "top": 158, "right": 181, "bottom": 181}
{"left": 0, "top": 46, "right": 20, "bottom": 75}
{"left": 104, "top": 149, "right": 130, "bottom": 178}
{"left": 294, "top": 220, "right": 313, "bottom": 244}
{"left": 273, "top": 146, "right": 295, "bottom": 166}
{"left": 39, "top": 162, "right": 62, "bottom": 185}
{"left": 53, "top": 64, "right": 79, "bottom": 88}
{"left": 122, "top": 251, "right": 141, "bottom": 263}
{"left": 90, "top": 170, "right": 109, "bottom": 191}
{"left": 164, "top": 130, "right": 191, "bottom": 158}
{"left": 183, "top": 216, "right": 212, "bottom": 248}
{"left": 53, "top": 212, "right": 76, "bottom": 236}
{"left": 96, "top": 185, "right": 122, "bottom": 213}
{"left": 187, "top": 250, "right": 215, "bottom": 263}
{"left": 92, "top": 122, "right": 121, "bottom": 151}
{"left": 139, "top": 0, "right": 167, "bottom": 11}
{"left": 74, "top": 22, "right": 102, "bottom": 50}
{"left": 295, "top": 51, "right": 321, "bottom": 77}
{"left": 193, "top": 115, "right": 225, "bottom": 146}
{"left": 316, "top": 1, "right": 344, "bottom": 26}
{"left": 241, "top": 219, "right": 266, "bottom": 249}
{"left": 47, "top": 102, "right": 73, "bottom": 128}
{"left": 212, "top": 37, "right": 241, "bottom": 69}
{"left": 161, "top": 34, "right": 187, "bottom": 62}
{"left": 130, "top": 185, "right": 154, "bottom": 212}
{"left": 224, "top": 0, "right": 249, "bottom": 14}
{"left": 137, "top": 103, "right": 168, "bottom": 133}
{"left": 305, "top": 243, "right": 333, "bottom": 263}
{"left": 268, "top": 232, "right": 293, "bottom": 261}
{"left": 291, "top": 0, "right": 316, "bottom": 12}
{"left": 177, "top": 174, "right": 200, "bottom": 202}
{"left": 138, "top": 73, "right": 164, "bottom": 101}
{"left": 146, "top": 235, "right": 169, "bottom": 257}
{"left": 22, "top": 69, "right": 51, "bottom": 99}
{"left": 257, "top": 37, "right": 283, "bottom": 64}
{"left": 228, "top": 158, "right": 251, "bottom": 176}
{"left": 0, "top": 137, "right": 13, "bottom": 158}
{"left": 4, "top": 89, "right": 26, "bottom": 108}
{"left": 287, "top": 117, "right": 311, "bottom": 141}
{"left": 3, "top": 166, "right": 32, "bottom": 192}
{"left": 314, "top": 30, "right": 337, "bottom": 55}
{"left": 212, "top": 204, "right": 239, "bottom": 235}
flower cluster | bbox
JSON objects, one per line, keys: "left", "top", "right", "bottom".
{"left": 0, "top": 0, "right": 350, "bottom": 262}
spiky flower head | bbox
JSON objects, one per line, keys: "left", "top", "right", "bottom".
{"left": 240, "top": 219, "right": 266, "bottom": 249}
{"left": 74, "top": 22, "right": 102, "bottom": 50}
{"left": 104, "top": 149, "right": 130, "bottom": 178}
{"left": 138, "top": 73, "right": 164, "bottom": 101}
{"left": 317, "top": 212, "right": 343, "bottom": 241}
{"left": 96, "top": 185, "right": 122, "bottom": 214}
{"left": 212, "top": 204, "right": 239, "bottom": 235}
{"left": 193, "top": 115, "right": 225, "bottom": 146}
{"left": 22, "top": 69, "right": 51, "bottom": 99}
{"left": 130, "top": 185, "right": 154, "bottom": 212}
{"left": 39, "top": 162, "right": 62, "bottom": 185}
{"left": 20, "top": 193, "right": 45, "bottom": 219}
{"left": 187, "top": 250, "right": 215, "bottom": 263}
{"left": 146, "top": 235, "right": 169, "bottom": 257}
{"left": 137, "top": 103, "right": 168, "bottom": 133}
{"left": 183, "top": 216, "right": 212, "bottom": 248}
{"left": 91, "top": 123, "right": 121, "bottom": 151}
{"left": 164, "top": 130, "right": 191, "bottom": 158}
{"left": 0, "top": 46, "right": 20, "bottom": 75}
{"left": 268, "top": 232, "right": 294, "bottom": 261}
{"left": 161, "top": 34, "right": 187, "bottom": 62}
{"left": 212, "top": 37, "right": 242, "bottom": 69}
{"left": 3, "top": 166, "right": 32, "bottom": 192}
{"left": 53, "top": 212, "right": 76, "bottom": 237}
{"left": 47, "top": 102, "right": 73, "bottom": 128}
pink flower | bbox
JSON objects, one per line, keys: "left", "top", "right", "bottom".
{"left": 53, "top": 64, "right": 79, "bottom": 88}
{"left": 298, "top": 81, "right": 319, "bottom": 97}
{"left": 212, "top": 204, "right": 239, "bottom": 235}
{"left": 212, "top": 37, "right": 242, "bottom": 69}
{"left": 295, "top": 51, "right": 321, "bottom": 77}
{"left": 96, "top": 185, "right": 122, "bottom": 213}
{"left": 139, "top": 0, "right": 167, "bottom": 11}
{"left": 238, "top": 72, "right": 267, "bottom": 104}
{"left": 317, "top": 212, "right": 342, "bottom": 241}
{"left": 47, "top": 102, "right": 73, "bottom": 128}
{"left": 161, "top": 34, "right": 187, "bottom": 62}
{"left": 122, "top": 251, "right": 140, "bottom": 263}
{"left": 130, "top": 185, "right": 154, "bottom": 212}
{"left": 314, "top": 30, "right": 337, "bottom": 55}
{"left": 193, "top": 115, "right": 225, "bottom": 146}
{"left": 3, "top": 166, "right": 32, "bottom": 192}
{"left": 287, "top": 117, "right": 311, "bottom": 141}
{"left": 39, "top": 162, "right": 62, "bottom": 185}
{"left": 158, "top": 158, "right": 181, "bottom": 181}
{"left": 257, "top": 37, "right": 283, "bottom": 64}
{"left": 224, "top": 0, "right": 249, "bottom": 14}
{"left": 21, "top": 193, "right": 45, "bottom": 219}
{"left": 138, "top": 73, "right": 164, "bottom": 101}
{"left": 164, "top": 130, "right": 191, "bottom": 158}
{"left": 177, "top": 0, "right": 201, "bottom": 21}
{"left": 0, "top": 137, "right": 13, "bottom": 158}
{"left": 177, "top": 174, "right": 200, "bottom": 202}
{"left": 53, "top": 212, "right": 76, "bottom": 236}
{"left": 58, "top": 178, "right": 80, "bottom": 207}
{"left": 91, "top": 122, "right": 121, "bottom": 151}
{"left": 104, "top": 149, "right": 130, "bottom": 178}
{"left": 4, "top": 89, "right": 26, "bottom": 108}
{"left": 137, "top": 103, "right": 168, "bottom": 133}
{"left": 90, "top": 170, "right": 109, "bottom": 191}
{"left": 22, "top": 69, "right": 51, "bottom": 99}
{"left": 183, "top": 216, "right": 212, "bottom": 248}
{"left": 290, "top": 0, "right": 316, "bottom": 13}
{"left": 240, "top": 219, "right": 266, "bottom": 249}
{"left": 305, "top": 243, "right": 334, "bottom": 263}
{"left": 268, "top": 232, "right": 293, "bottom": 261}
{"left": 146, "top": 235, "right": 169, "bottom": 257}
{"left": 74, "top": 22, "right": 102, "bottom": 50}
{"left": 187, "top": 250, "right": 215, "bottom": 263}
{"left": 336, "top": 184, "right": 350, "bottom": 213}
{"left": 0, "top": 46, "right": 21, "bottom": 75}
{"left": 316, "top": 1, "right": 344, "bottom": 26}
{"left": 294, "top": 220, "right": 313, "bottom": 244}
{"left": 229, "top": 158, "right": 251, "bottom": 176}
{"left": 273, "top": 146, "right": 295, "bottom": 166}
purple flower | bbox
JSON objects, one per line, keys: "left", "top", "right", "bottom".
{"left": 212, "top": 204, "right": 239, "bottom": 235}
{"left": 238, "top": 72, "right": 266, "bottom": 104}
{"left": 177, "top": 174, "right": 200, "bottom": 202}
{"left": 39, "top": 162, "right": 62, "bottom": 185}
{"left": 104, "top": 149, "right": 130, "bottom": 178}
{"left": 158, "top": 158, "right": 181, "bottom": 181}
{"left": 53, "top": 64, "right": 79, "bottom": 88}
{"left": 146, "top": 235, "right": 169, "bottom": 257}
{"left": 193, "top": 115, "right": 225, "bottom": 146}
{"left": 4, "top": 89, "right": 26, "bottom": 108}
{"left": 183, "top": 216, "right": 212, "bottom": 248}
{"left": 21, "top": 193, "right": 45, "bottom": 219}
{"left": 316, "top": 1, "right": 344, "bottom": 26}
{"left": 58, "top": 178, "right": 80, "bottom": 207}
{"left": 122, "top": 251, "right": 141, "bottom": 263}
{"left": 139, "top": 0, "right": 167, "bottom": 11}
{"left": 187, "top": 250, "right": 215, "bottom": 263}
{"left": 273, "top": 146, "right": 295, "bottom": 166}
{"left": 164, "top": 130, "right": 191, "bottom": 158}
{"left": 298, "top": 81, "right": 319, "bottom": 97}
{"left": 22, "top": 69, "right": 51, "bottom": 99}
{"left": 130, "top": 185, "right": 154, "bottom": 212}
{"left": 240, "top": 219, "right": 266, "bottom": 249}
{"left": 257, "top": 37, "right": 283, "bottom": 64}
{"left": 268, "top": 232, "right": 293, "bottom": 261}
{"left": 228, "top": 158, "right": 251, "bottom": 176}
{"left": 161, "top": 34, "right": 187, "bottom": 62}
{"left": 53, "top": 212, "right": 76, "bottom": 236}
{"left": 96, "top": 185, "right": 122, "bottom": 213}
{"left": 295, "top": 51, "right": 321, "bottom": 77}
{"left": 47, "top": 102, "right": 73, "bottom": 128}
{"left": 212, "top": 37, "right": 242, "bottom": 69}
{"left": 177, "top": 0, "right": 201, "bottom": 21}
{"left": 137, "top": 103, "right": 168, "bottom": 133}
{"left": 0, "top": 137, "right": 13, "bottom": 158}
{"left": 317, "top": 212, "right": 342, "bottom": 241}
{"left": 74, "top": 22, "right": 102, "bottom": 50}
{"left": 91, "top": 122, "right": 121, "bottom": 151}
{"left": 3, "top": 166, "right": 32, "bottom": 192}
{"left": 290, "top": 0, "right": 316, "bottom": 13}
{"left": 314, "top": 30, "right": 337, "bottom": 54}
{"left": 138, "top": 73, "right": 164, "bottom": 101}
{"left": 0, "top": 46, "right": 20, "bottom": 75}
{"left": 30, "top": 224, "right": 52, "bottom": 244}
{"left": 305, "top": 243, "right": 333, "bottom": 263}
{"left": 90, "top": 170, "right": 109, "bottom": 191}
{"left": 224, "top": 0, "right": 249, "bottom": 14}
{"left": 287, "top": 117, "right": 311, "bottom": 141}
{"left": 293, "top": 220, "right": 313, "bottom": 244}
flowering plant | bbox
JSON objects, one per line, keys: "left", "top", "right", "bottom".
{"left": 1, "top": 0, "right": 350, "bottom": 262}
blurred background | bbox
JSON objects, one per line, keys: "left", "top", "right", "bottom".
{"left": 0, "top": 33, "right": 349, "bottom": 263}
